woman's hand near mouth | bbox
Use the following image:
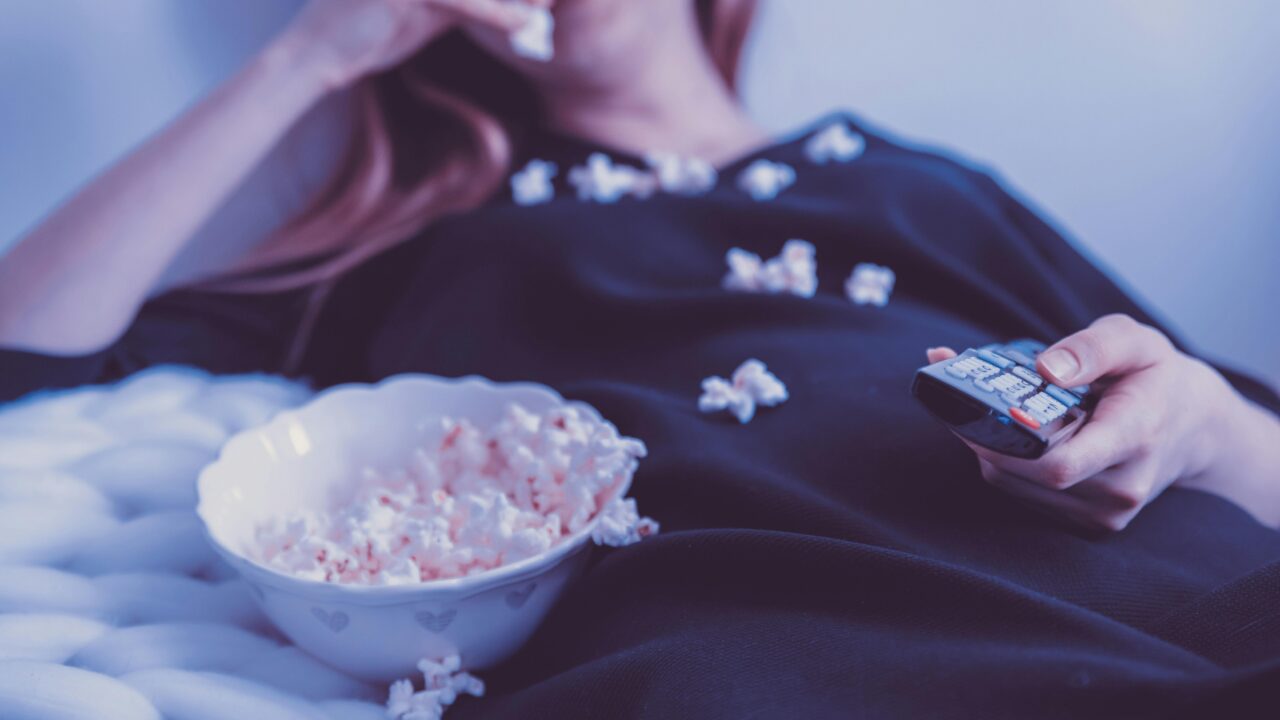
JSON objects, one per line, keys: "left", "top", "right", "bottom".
{"left": 276, "top": 0, "right": 543, "bottom": 91}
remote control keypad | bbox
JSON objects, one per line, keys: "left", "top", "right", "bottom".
{"left": 946, "top": 353, "right": 1081, "bottom": 428}
{"left": 945, "top": 357, "right": 1001, "bottom": 380}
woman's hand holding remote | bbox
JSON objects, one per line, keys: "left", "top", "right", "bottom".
{"left": 929, "top": 314, "right": 1280, "bottom": 532}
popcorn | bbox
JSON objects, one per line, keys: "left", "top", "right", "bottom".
{"left": 845, "top": 262, "right": 896, "bottom": 307}
{"left": 699, "top": 359, "right": 789, "bottom": 424}
{"left": 736, "top": 159, "right": 796, "bottom": 201}
{"left": 568, "top": 153, "right": 658, "bottom": 203}
{"left": 250, "top": 403, "right": 654, "bottom": 585}
{"left": 387, "top": 654, "right": 486, "bottom": 720}
{"left": 510, "top": 5, "right": 555, "bottom": 62}
{"left": 387, "top": 678, "right": 417, "bottom": 717}
{"left": 591, "top": 497, "right": 660, "bottom": 547}
{"left": 722, "top": 239, "right": 817, "bottom": 298}
{"left": 510, "top": 159, "right": 557, "bottom": 206}
{"left": 805, "top": 122, "right": 866, "bottom": 164}
{"left": 645, "top": 152, "right": 718, "bottom": 196}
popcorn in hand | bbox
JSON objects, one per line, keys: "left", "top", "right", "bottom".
{"left": 699, "top": 359, "right": 789, "bottom": 424}
{"left": 387, "top": 654, "right": 486, "bottom": 720}
{"left": 645, "top": 152, "right": 718, "bottom": 196}
{"left": 250, "top": 403, "right": 651, "bottom": 585}
{"left": 722, "top": 239, "right": 817, "bottom": 298}
{"left": 805, "top": 122, "right": 866, "bottom": 165}
{"left": 736, "top": 159, "right": 796, "bottom": 201}
{"left": 845, "top": 262, "right": 896, "bottom": 307}
{"left": 511, "top": 159, "right": 557, "bottom": 206}
{"left": 568, "top": 153, "right": 657, "bottom": 203}
{"left": 510, "top": 5, "right": 555, "bottom": 62}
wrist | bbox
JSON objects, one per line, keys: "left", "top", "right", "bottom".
{"left": 1182, "top": 379, "right": 1280, "bottom": 527}
{"left": 258, "top": 31, "right": 343, "bottom": 106}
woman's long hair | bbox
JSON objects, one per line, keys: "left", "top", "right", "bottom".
{"left": 201, "top": 0, "right": 757, "bottom": 364}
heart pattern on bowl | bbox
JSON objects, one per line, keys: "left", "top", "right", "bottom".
{"left": 311, "top": 607, "right": 349, "bottom": 633}
{"left": 415, "top": 609, "right": 457, "bottom": 633}
{"left": 505, "top": 583, "right": 537, "bottom": 610}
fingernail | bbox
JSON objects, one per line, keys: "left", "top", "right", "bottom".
{"left": 1040, "top": 349, "right": 1080, "bottom": 383}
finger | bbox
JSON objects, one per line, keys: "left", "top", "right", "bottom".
{"left": 926, "top": 346, "right": 958, "bottom": 364}
{"left": 976, "top": 458, "right": 1102, "bottom": 529}
{"left": 965, "top": 400, "right": 1143, "bottom": 490}
{"left": 978, "top": 458, "right": 1142, "bottom": 533}
{"left": 1061, "top": 462, "right": 1158, "bottom": 516}
{"left": 424, "top": 0, "right": 536, "bottom": 32}
{"left": 380, "top": 5, "right": 440, "bottom": 60}
{"left": 1036, "top": 314, "right": 1173, "bottom": 387}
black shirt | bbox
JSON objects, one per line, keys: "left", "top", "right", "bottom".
{"left": 4, "top": 113, "right": 1280, "bottom": 718}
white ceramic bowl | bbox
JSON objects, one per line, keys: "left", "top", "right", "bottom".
{"left": 196, "top": 374, "right": 632, "bottom": 682}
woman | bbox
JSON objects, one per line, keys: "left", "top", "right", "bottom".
{"left": 2, "top": 1, "right": 1279, "bottom": 716}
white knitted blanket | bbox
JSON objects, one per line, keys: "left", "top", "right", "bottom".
{"left": 0, "top": 367, "right": 393, "bottom": 720}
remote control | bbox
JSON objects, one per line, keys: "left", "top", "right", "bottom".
{"left": 911, "top": 339, "right": 1095, "bottom": 459}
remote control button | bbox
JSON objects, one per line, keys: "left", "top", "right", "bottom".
{"left": 968, "top": 360, "right": 1000, "bottom": 380}
{"left": 972, "top": 378, "right": 996, "bottom": 393}
{"left": 1012, "top": 366, "right": 1043, "bottom": 386}
{"left": 1025, "top": 392, "right": 1068, "bottom": 422}
{"left": 990, "top": 374, "right": 1020, "bottom": 392}
{"left": 1043, "top": 385, "right": 1080, "bottom": 408}
{"left": 1000, "top": 389, "right": 1032, "bottom": 406}
{"left": 994, "top": 376, "right": 1035, "bottom": 405}
{"left": 1008, "top": 406, "right": 1041, "bottom": 430}
{"left": 1001, "top": 348, "right": 1036, "bottom": 367}
{"left": 977, "top": 349, "right": 1014, "bottom": 369}
{"left": 945, "top": 356, "right": 1000, "bottom": 380}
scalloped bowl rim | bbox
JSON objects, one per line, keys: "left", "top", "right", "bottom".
{"left": 196, "top": 374, "right": 632, "bottom": 604}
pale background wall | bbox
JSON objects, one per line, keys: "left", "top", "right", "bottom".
{"left": 1, "top": 1, "right": 1276, "bottom": 386}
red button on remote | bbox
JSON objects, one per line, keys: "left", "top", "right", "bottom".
{"left": 1008, "top": 407, "right": 1041, "bottom": 430}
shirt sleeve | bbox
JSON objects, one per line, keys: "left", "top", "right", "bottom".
{"left": 0, "top": 287, "right": 308, "bottom": 403}
{"left": 973, "top": 169, "right": 1280, "bottom": 417}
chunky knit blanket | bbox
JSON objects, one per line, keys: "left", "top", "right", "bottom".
{"left": 0, "top": 367, "right": 396, "bottom": 720}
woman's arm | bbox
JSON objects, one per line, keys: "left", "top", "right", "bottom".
{"left": 0, "top": 0, "right": 533, "bottom": 356}
{"left": 0, "top": 42, "right": 328, "bottom": 354}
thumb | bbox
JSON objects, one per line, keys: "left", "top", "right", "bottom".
{"left": 1036, "top": 314, "right": 1173, "bottom": 386}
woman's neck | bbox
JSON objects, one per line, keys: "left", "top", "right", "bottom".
{"left": 534, "top": 15, "right": 768, "bottom": 168}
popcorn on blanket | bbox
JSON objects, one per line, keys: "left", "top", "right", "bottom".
{"left": 699, "top": 359, "right": 789, "bottom": 424}
{"left": 511, "top": 159, "right": 558, "bottom": 206}
{"left": 646, "top": 151, "right": 718, "bottom": 196}
{"left": 250, "top": 403, "right": 656, "bottom": 585}
{"left": 568, "top": 153, "right": 658, "bottom": 203}
{"left": 805, "top": 122, "right": 866, "bottom": 165}
{"left": 736, "top": 159, "right": 796, "bottom": 201}
{"left": 722, "top": 239, "right": 818, "bottom": 298}
{"left": 387, "top": 654, "right": 486, "bottom": 720}
{"left": 845, "top": 262, "right": 896, "bottom": 307}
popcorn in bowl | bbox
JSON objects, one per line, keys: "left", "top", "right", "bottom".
{"left": 196, "top": 375, "right": 658, "bottom": 682}
{"left": 249, "top": 403, "right": 654, "bottom": 586}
